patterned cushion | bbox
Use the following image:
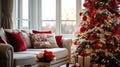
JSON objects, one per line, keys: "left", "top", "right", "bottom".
{"left": 30, "top": 34, "right": 58, "bottom": 48}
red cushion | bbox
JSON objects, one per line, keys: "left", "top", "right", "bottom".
{"left": 32, "top": 30, "right": 52, "bottom": 34}
{"left": 55, "top": 35, "right": 63, "bottom": 48}
{"left": 5, "top": 32, "right": 26, "bottom": 52}
{"left": 0, "top": 36, "right": 6, "bottom": 43}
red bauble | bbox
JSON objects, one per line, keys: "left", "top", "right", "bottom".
{"left": 80, "top": 27, "right": 86, "bottom": 33}
{"left": 88, "top": 33, "right": 97, "bottom": 41}
{"left": 89, "top": 10, "right": 96, "bottom": 18}
{"left": 92, "top": 43, "right": 101, "bottom": 49}
{"left": 83, "top": 1, "right": 90, "bottom": 8}
{"left": 82, "top": 16, "right": 87, "bottom": 21}
{"left": 74, "top": 41, "right": 78, "bottom": 45}
{"left": 79, "top": 12, "right": 82, "bottom": 16}
{"left": 116, "top": 27, "right": 120, "bottom": 37}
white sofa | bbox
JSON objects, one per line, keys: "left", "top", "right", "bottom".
{"left": 0, "top": 29, "right": 72, "bottom": 67}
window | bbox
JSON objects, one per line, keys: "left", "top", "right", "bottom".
{"left": 13, "top": 0, "right": 82, "bottom": 38}
{"left": 41, "top": 0, "right": 76, "bottom": 34}
{"left": 14, "top": 0, "right": 30, "bottom": 29}
{"left": 41, "top": 0, "right": 56, "bottom": 33}
{"left": 61, "top": 0, "right": 76, "bottom": 34}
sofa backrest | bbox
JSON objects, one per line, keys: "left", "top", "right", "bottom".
{"left": 2, "top": 29, "right": 65, "bottom": 49}
{"left": 0, "top": 28, "right": 7, "bottom": 41}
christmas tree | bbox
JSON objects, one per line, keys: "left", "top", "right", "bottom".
{"left": 73, "top": 0, "right": 120, "bottom": 66}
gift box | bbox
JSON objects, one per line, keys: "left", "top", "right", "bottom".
{"left": 100, "top": 64, "right": 105, "bottom": 67}
{"left": 78, "top": 56, "right": 83, "bottom": 67}
{"left": 92, "top": 64, "right": 99, "bottom": 67}
{"left": 78, "top": 55, "right": 91, "bottom": 67}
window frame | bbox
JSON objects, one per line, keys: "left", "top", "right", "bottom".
{"left": 13, "top": 0, "right": 83, "bottom": 38}
{"left": 39, "top": 0, "right": 78, "bottom": 35}
{"left": 13, "top": 0, "right": 31, "bottom": 29}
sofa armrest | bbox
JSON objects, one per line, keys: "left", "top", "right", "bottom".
{"left": 62, "top": 38, "right": 72, "bottom": 62}
{"left": 0, "top": 44, "right": 14, "bottom": 67}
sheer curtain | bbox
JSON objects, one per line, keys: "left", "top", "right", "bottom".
{"left": 1, "top": 0, "right": 13, "bottom": 29}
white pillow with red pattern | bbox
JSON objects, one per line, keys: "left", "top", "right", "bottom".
{"left": 30, "top": 33, "right": 58, "bottom": 48}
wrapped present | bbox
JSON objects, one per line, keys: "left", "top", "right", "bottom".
{"left": 91, "top": 62, "right": 100, "bottom": 67}
{"left": 84, "top": 56, "right": 91, "bottom": 67}
{"left": 78, "top": 56, "right": 83, "bottom": 67}
{"left": 78, "top": 55, "right": 90, "bottom": 67}
{"left": 91, "top": 64, "right": 99, "bottom": 67}
{"left": 100, "top": 64, "right": 105, "bottom": 67}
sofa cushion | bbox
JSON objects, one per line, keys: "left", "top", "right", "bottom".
{"left": 32, "top": 30, "right": 63, "bottom": 48}
{"left": 13, "top": 53, "right": 36, "bottom": 65}
{"left": 4, "top": 29, "right": 21, "bottom": 42}
{"left": 46, "top": 35, "right": 58, "bottom": 48}
{"left": 27, "top": 48, "right": 68, "bottom": 60}
{"left": 5, "top": 29, "right": 32, "bottom": 48}
{"left": 21, "top": 30, "right": 32, "bottom": 48}
{"left": 5, "top": 31, "right": 26, "bottom": 52}
{"left": 30, "top": 34, "right": 52, "bottom": 48}
{"left": 15, "top": 48, "right": 68, "bottom": 60}
{"left": 32, "top": 30, "right": 52, "bottom": 34}
{"left": 13, "top": 48, "right": 68, "bottom": 65}
{"left": 30, "top": 34, "right": 58, "bottom": 48}
{"left": 55, "top": 35, "right": 63, "bottom": 48}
